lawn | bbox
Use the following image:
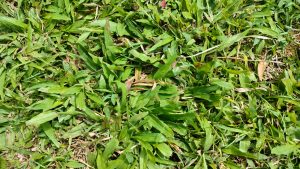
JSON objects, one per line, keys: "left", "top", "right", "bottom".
{"left": 0, "top": 0, "right": 300, "bottom": 168}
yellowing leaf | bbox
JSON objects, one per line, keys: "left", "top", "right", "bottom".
{"left": 125, "top": 77, "right": 135, "bottom": 91}
{"left": 235, "top": 88, "right": 252, "bottom": 93}
{"left": 258, "top": 61, "right": 268, "bottom": 81}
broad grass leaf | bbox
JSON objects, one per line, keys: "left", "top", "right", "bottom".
{"left": 223, "top": 145, "right": 267, "bottom": 160}
{"left": 77, "top": 45, "right": 98, "bottom": 71}
{"left": 0, "top": 71, "right": 5, "bottom": 100}
{"left": 0, "top": 34, "right": 14, "bottom": 41}
{"left": 187, "top": 85, "right": 219, "bottom": 94}
{"left": 83, "top": 107, "right": 102, "bottom": 122}
{"left": 76, "top": 32, "right": 90, "bottom": 43}
{"left": 153, "top": 42, "right": 178, "bottom": 79}
{"left": 253, "top": 27, "right": 280, "bottom": 38}
{"left": 104, "top": 19, "right": 114, "bottom": 46}
{"left": 129, "top": 49, "right": 156, "bottom": 63}
{"left": 60, "top": 86, "right": 82, "bottom": 95}
{"left": 97, "top": 150, "right": 106, "bottom": 169}
{"left": 76, "top": 92, "right": 86, "bottom": 110}
{"left": 41, "top": 123, "right": 60, "bottom": 148}
{"left": 116, "top": 81, "right": 127, "bottom": 111}
{"left": 282, "top": 78, "right": 295, "bottom": 95}
{"left": 26, "top": 112, "right": 58, "bottom": 127}
{"left": 147, "top": 162, "right": 160, "bottom": 169}
{"left": 151, "top": 155, "right": 176, "bottom": 166}
{"left": 133, "top": 87, "right": 160, "bottom": 110}
{"left": 99, "top": 75, "right": 107, "bottom": 89}
{"left": 146, "top": 115, "right": 174, "bottom": 138}
{"left": 64, "top": 0, "right": 71, "bottom": 12}
{"left": 128, "top": 112, "right": 149, "bottom": 124}
{"left": 107, "top": 157, "right": 128, "bottom": 169}
{"left": 28, "top": 98, "right": 55, "bottom": 111}
{"left": 116, "top": 22, "right": 130, "bottom": 36}
{"left": 158, "top": 112, "right": 195, "bottom": 121}
{"left": 101, "top": 62, "right": 115, "bottom": 79}
{"left": 158, "top": 84, "right": 179, "bottom": 95}
{"left": 185, "top": 85, "right": 220, "bottom": 101}
{"left": 64, "top": 20, "right": 86, "bottom": 33}
{"left": 139, "top": 148, "right": 147, "bottom": 169}
{"left": 271, "top": 144, "right": 298, "bottom": 155}
{"left": 211, "top": 80, "right": 234, "bottom": 90}
{"left": 139, "top": 141, "right": 153, "bottom": 152}
{"left": 252, "top": 10, "right": 273, "bottom": 17}
{"left": 214, "top": 124, "right": 251, "bottom": 134}
{"left": 182, "top": 12, "right": 193, "bottom": 19}
{"left": 65, "top": 161, "right": 85, "bottom": 168}
{"left": 148, "top": 36, "right": 173, "bottom": 52}
{"left": 0, "top": 133, "right": 5, "bottom": 150}
{"left": 39, "top": 85, "right": 81, "bottom": 95}
{"left": 0, "top": 117, "right": 8, "bottom": 124}
{"left": 194, "top": 154, "right": 208, "bottom": 169}
{"left": 133, "top": 133, "right": 167, "bottom": 143}
{"left": 239, "top": 140, "right": 251, "bottom": 153}
{"left": 104, "top": 19, "right": 120, "bottom": 62}
{"left": 155, "top": 143, "right": 172, "bottom": 157}
{"left": 87, "top": 151, "right": 97, "bottom": 167}
{"left": 0, "top": 16, "right": 27, "bottom": 32}
{"left": 218, "top": 30, "right": 249, "bottom": 51}
{"left": 255, "top": 40, "right": 265, "bottom": 54}
{"left": 199, "top": 117, "right": 214, "bottom": 151}
{"left": 0, "top": 157, "right": 7, "bottom": 169}
{"left": 25, "top": 82, "right": 57, "bottom": 92}
{"left": 90, "top": 19, "right": 130, "bottom": 36}
{"left": 103, "top": 138, "right": 119, "bottom": 160}
{"left": 86, "top": 92, "right": 104, "bottom": 106}
{"left": 125, "top": 20, "right": 145, "bottom": 40}
{"left": 44, "top": 13, "right": 71, "bottom": 21}
{"left": 62, "top": 123, "right": 87, "bottom": 139}
{"left": 167, "top": 122, "right": 187, "bottom": 135}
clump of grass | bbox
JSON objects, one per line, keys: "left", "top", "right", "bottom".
{"left": 0, "top": 0, "right": 300, "bottom": 168}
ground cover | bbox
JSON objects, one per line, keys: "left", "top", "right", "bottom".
{"left": 0, "top": 0, "right": 300, "bottom": 168}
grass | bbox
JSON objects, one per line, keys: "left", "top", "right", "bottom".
{"left": 0, "top": 0, "right": 300, "bottom": 168}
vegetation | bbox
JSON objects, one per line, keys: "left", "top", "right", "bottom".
{"left": 0, "top": 0, "right": 300, "bottom": 168}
